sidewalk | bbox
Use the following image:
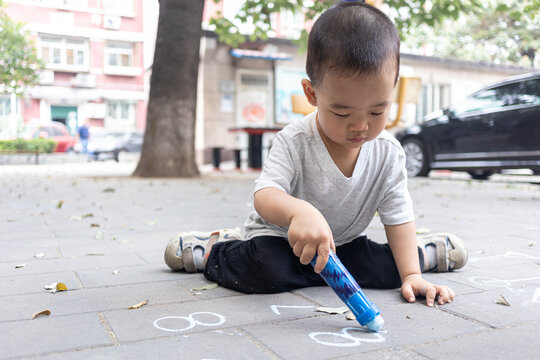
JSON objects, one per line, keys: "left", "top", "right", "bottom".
{"left": 1, "top": 162, "right": 539, "bottom": 359}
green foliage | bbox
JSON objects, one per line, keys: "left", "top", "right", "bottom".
{"left": 0, "top": 138, "right": 56, "bottom": 153}
{"left": 209, "top": 0, "right": 483, "bottom": 49}
{"left": 404, "top": 0, "right": 539, "bottom": 67}
{"left": 0, "top": 0, "right": 43, "bottom": 94}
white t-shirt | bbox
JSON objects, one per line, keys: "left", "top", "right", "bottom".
{"left": 244, "top": 112, "right": 415, "bottom": 246}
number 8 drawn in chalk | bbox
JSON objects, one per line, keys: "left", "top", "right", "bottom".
{"left": 309, "top": 327, "right": 386, "bottom": 347}
{"left": 154, "top": 312, "right": 226, "bottom": 332}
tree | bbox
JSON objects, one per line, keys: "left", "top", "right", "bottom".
{"left": 133, "top": 0, "right": 204, "bottom": 177}
{"left": 0, "top": 0, "right": 42, "bottom": 94}
{"left": 134, "top": 0, "right": 482, "bottom": 178}
{"left": 403, "top": 0, "right": 539, "bottom": 67}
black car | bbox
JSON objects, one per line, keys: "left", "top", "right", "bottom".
{"left": 395, "top": 72, "right": 540, "bottom": 179}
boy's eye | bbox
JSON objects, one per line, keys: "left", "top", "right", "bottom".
{"left": 332, "top": 111, "right": 350, "bottom": 118}
{"left": 371, "top": 112, "right": 384, "bottom": 116}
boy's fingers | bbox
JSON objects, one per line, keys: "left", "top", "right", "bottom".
{"left": 402, "top": 284, "right": 415, "bottom": 303}
{"left": 437, "top": 287, "right": 449, "bottom": 304}
{"left": 313, "top": 250, "right": 329, "bottom": 273}
{"left": 292, "top": 242, "right": 302, "bottom": 258}
{"left": 425, "top": 286, "right": 437, "bottom": 307}
{"left": 299, "top": 245, "right": 317, "bottom": 266}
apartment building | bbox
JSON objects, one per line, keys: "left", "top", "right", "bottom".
{"left": 3, "top": 0, "right": 146, "bottom": 135}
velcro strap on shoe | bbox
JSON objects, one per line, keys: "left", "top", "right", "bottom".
{"left": 435, "top": 240, "right": 449, "bottom": 272}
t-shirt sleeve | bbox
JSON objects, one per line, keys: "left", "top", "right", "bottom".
{"left": 377, "top": 149, "right": 415, "bottom": 225}
{"left": 253, "top": 133, "right": 296, "bottom": 194}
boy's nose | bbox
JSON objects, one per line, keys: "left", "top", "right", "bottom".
{"left": 350, "top": 117, "right": 369, "bottom": 131}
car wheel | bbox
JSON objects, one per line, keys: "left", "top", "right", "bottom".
{"left": 402, "top": 138, "right": 430, "bottom": 177}
{"left": 468, "top": 170, "right": 494, "bottom": 180}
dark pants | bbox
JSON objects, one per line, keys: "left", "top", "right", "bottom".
{"left": 204, "top": 235, "right": 425, "bottom": 294}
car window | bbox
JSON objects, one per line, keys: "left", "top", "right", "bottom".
{"left": 455, "top": 78, "right": 540, "bottom": 116}
{"left": 51, "top": 127, "right": 64, "bottom": 137}
{"left": 513, "top": 78, "right": 540, "bottom": 106}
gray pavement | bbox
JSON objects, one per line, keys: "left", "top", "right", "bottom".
{"left": 1, "top": 161, "right": 539, "bottom": 359}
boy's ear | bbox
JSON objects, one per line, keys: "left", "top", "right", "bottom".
{"left": 301, "top": 79, "right": 318, "bottom": 107}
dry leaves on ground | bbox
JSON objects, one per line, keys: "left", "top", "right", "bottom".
{"left": 128, "top": 300, "right": 149, "bottom": 309}
{"left": 31, "top": 310, "right": 51, "bottom": 320}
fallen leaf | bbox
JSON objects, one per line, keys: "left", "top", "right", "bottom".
{"left": 529, "top": 242, "right": 536, "bottom": 247}
{"left": 495, "top": 294, "right": 510, "bottom": 306}
{"left": 128, "top": 300, "right": 149, "bottom": 309}
{"left": 416, "top": 227, "right": 431, "bottom": 234}
{"left": 406, "top": 315, "right": 413, "bottom": 319}
{"left": 57, "top": 200, "right": 64, "bottom": 209}
{"left": 112, "top": 270, "right": 120, "bottom": 275}
{"left": 15, "top": 263, "right": 26, "bottom": 269}
{"left": 191, "top": 283, "right": 218, "bottom": 291}
{"left": 82, "top": 213, "right": 94, "bottom": 218}
{"left": 94, "top": 230, "right": 104, "bottom": 240}
{"left": 103, "top": 187, "right": 115, "bottom": 193}
{"left": 346, "top": 311, "right": 356, "bottom": 320}
{"left": 34, "top": 253, "right": 45, "bottom": 259}
{"left": 90, "top": 223, "right": 100, "bottom": 227}
{"left": 86, "top": 252, "right": 104, "bottom": 256}
{"left": 70, "top": 215, "right": 82, "bottom": 221}
{"left": 56, "top": 282, "right": 68, "bottom": 292}
{"left": 31, "top": 310, "right": 51, "bottom": 320}
{"left": 316, "top": 306, "right": 349, "bottom": 314}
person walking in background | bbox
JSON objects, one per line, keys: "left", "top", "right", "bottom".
{"left": 78, "top": 119, "right": 90, "bottom": 154}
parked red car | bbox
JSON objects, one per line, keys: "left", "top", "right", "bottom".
{"left": 27, "top": 121, "right": 77, "bottom": 152}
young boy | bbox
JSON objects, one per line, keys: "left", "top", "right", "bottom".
{"left": 165, "top": 2, "right": 467, "bottom": 307}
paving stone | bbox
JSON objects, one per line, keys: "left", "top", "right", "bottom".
{"left": 0, "top": 313, "right": 111, "bottom": 359}
{"left": 1, "top": 165, "right": 539, "bottom": 359}
{"left": 241, "top": 301, "right": 486, "bottom": 360}
{"left": 103, "top": 292, "right": 316, "bottom": 343}
{"left": 334, "top": 348, "right": 429, "bottom": 360}
{"left": 0, "top": 271, "right": 80, "bottom": 296}
{"left": 0, "top": 281, "right": 193, "bottom": 323}
{"left": 76, "top": 263, "right": 194, "bottom": 288}
{"left": 413, "top": 322, "right": 540, "bottom": 360}
{"left": 441, "top": 287, "right": 540, "bottom": 328}
{"left": 0, "top": 253, "right": 145, "bottom": 275}
{"left": 175, "top": 274, "right": 246, "bottom": 300}
{"left": 30, "top": 329, "right": 275, "bottom": 360}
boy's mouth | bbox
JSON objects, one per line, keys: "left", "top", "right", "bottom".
{"left": 347, "top": 136, "right": 367, "bottom": 143}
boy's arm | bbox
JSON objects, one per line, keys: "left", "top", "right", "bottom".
{"left": 385, "top": 221, "right": 455, "bottom": 307}
{"left": 254, "top": 187, "right": 336, "bottom": 273}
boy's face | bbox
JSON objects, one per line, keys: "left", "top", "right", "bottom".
{"left": 302, "top": 63, "right": 396, "bottom": 154}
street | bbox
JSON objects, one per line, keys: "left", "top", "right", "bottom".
{"left": 1, "top": 161, "right": 539, "bottom": 359}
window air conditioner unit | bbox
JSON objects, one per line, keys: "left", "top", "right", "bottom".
{"left": 103, "top": 15, "right": 121, "bottom": 30}
{"left": 72, "top": 73, "right": 96, "bottom": 88}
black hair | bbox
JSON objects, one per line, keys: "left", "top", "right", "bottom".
{"left": 306, "top": 1, "right": 400, "bottom": 88}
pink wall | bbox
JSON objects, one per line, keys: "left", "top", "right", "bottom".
{"left": 136, "top": 100, "right": 147, "bottom": 129}
{"left": 203, "top": 0, "right": 223, "bottom": 23}
{"left": 22, "top": 98, "right": 41, "bottom": 123}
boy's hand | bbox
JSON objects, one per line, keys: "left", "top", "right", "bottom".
{"left": 401, "top": 274, "right": 455, "bottom": 307}
{"left": 287, "top": 208, "right": 336, "bottom": 273}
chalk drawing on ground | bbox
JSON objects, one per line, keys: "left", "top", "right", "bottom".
{"left": 154, "top": 312, "right": 226, "bottom": 332}
{"left": 309, "top": 327, "right": 386, "bottom": 347}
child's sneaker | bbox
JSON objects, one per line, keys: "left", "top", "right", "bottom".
{"left": 419, "top": 233, "right": 468, "bottom": 272}
{"left": 164, "top": 228, "right": 242, "bottom": 272}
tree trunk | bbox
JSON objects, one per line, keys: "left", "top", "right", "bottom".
{"left": 133, "top": 0, "right": 204, "bottom": 177}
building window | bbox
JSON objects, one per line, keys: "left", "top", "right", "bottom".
{"left": 39, "top": 34, "right": 89, "bottom": 71}
{"left": 103, "top": 0, "right": 134, "bottom": 15}
{"left": 38, "top": 0, "right": 88, "bottom": 9}
{"left": 0, "top": 97, "right": 12, "bottom": 117}
{"left": 105, "top": 41, "right": 133, "bottom": 67}
{"left": 107, "top": 101, "right": 134, "bottom": 123}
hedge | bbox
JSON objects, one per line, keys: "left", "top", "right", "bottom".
{"left": 0, "top": 138, "right": 56, "bottom": 154}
